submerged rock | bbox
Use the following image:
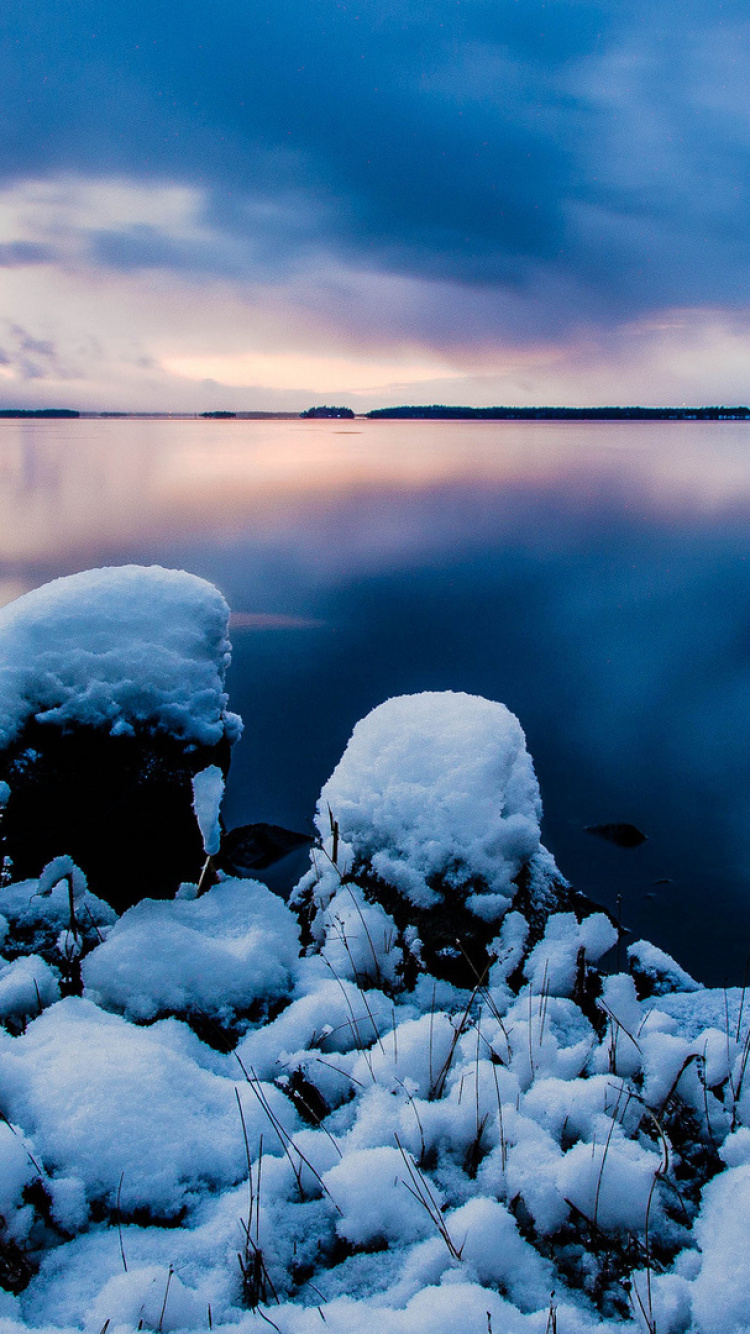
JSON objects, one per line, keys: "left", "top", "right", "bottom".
{"left": 584, "top": 822, "right": 647, "bottom": 848}
{"left": 217, "top": 821, "right": 313, "bottom": 876}
{"left": 0, "top": 566, "right": 241, "bottom": 911}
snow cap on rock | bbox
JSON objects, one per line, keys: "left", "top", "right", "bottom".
{"left": 314, "top": 691, "right": 543, "bottom": 913}
{"left": 0, "top": 565, "right": 242, "bottom": 748}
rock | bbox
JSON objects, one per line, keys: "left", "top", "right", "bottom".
{"left": 628, "top": 938, "right": 702, "bottom": 998}
{"left": 0, "top": 567, "right": 241, "bottom": 912}
{"left": 584, "top": 822, "right": 647, "bottom": 848}
{"left": 292, "top": 691, "right": 613, "bottom": 991}
{"left": 216, "top": 822, "right": 313, "bottom": 876}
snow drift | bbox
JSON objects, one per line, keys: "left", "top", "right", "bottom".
{"left": 0, "top": 571, "right": 742, "bottom": 1334}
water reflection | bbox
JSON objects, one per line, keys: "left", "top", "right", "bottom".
{"left": 2, "top": 417, "right": 750, "bottom": 982}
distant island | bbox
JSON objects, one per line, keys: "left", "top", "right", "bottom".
{"left": 300, "top": 405, "right": 356, "bottom": 418}
{"left": 2, "top": 404, "right": 750, "bottom": 421}
{"left": 366, "top": 404, "right": 750, "bottom": 420}
{"left": 0, "top": 408, "right": 80, "bottom": 418}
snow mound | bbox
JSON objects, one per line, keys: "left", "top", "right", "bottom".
{"left": 0, "top": 873, "right": 116, "bottom": 944}
{"left": 0, "top": 955, "right": 60, "bottom": 1023}
{"left": 301, "top": 691, "right": 545, "bottom": 917}
{"left": 628, "top": 937, "right": 702, "bottom": 997}
{"left": 82, "top": 879, "right": 300, "bottom": 1022}
{"left": 0, "top": 566, "right": 241, "bottom": 748}
{"left": 0, "top": 998, "right": 298, "bottom": 1216}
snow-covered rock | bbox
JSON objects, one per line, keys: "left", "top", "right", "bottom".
{"left": 0, "top": 567, "right": 242, "bottom": 908}
{"left": 294, "top": 691, "right": 576, "bottom": 989}
{"left": 307, "top": 691, "right": 544, "bottom": 911}
{"left": 82, "top": 879, "right": 300, "bottom": 1024}
{"left": 0, "top": 566, "right": 240, "bottom": 749}
{"left": 628, "top": 937, "right": 702, "bottom": 998}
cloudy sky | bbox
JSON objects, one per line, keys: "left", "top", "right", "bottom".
{"left": 1, "top": 0, "right": 749, "bottom": 410}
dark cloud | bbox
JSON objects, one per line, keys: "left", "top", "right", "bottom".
{"left": 1, "top": 0, "right": 748, "bottom": 332}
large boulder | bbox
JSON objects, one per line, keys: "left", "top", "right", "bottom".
{"left": 0, "top": 566, "right": 241, "bottom": 911}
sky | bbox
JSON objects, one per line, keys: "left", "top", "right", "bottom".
{"left": 1, "top": 0, "right": 750, "bottom": 410}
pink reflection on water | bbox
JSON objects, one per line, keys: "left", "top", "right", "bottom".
{"left": 1, "top": 417, "right": 750, "bottom": 586}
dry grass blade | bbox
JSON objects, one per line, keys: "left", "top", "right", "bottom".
{"left": 319, "top": 954, "right": 375, "bottom": 1070}
{"left": 235, "top": 1057, "right": 341, "bottom": 1213}
{"left": 544, "top": 1291, "right": 557, "bottom": 1334}
{"left": 156, "top": 1265, "right": 173, "bottom": 1334}
{"left": 115, "top": 1170, "right": 128, "bottom": 1273}
{"left": 394, "top": 1133, "right": 463, "bottom": 1261}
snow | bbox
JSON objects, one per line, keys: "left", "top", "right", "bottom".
{"left": 324, "top": 1145, "right": 441, "bottom": 1247}
{"left": 37, "top": 858, "right": 88, "bottom": 905}
{"left": 523, "top": 910, "right": 617, "bottom": 995}
{"left": 191, "top": 766, "right": 225, "bottom": 856}
{"left": 302, "top": 691, "right": 545, "bottom": 916}
{"left": 0, "top": 998, "right": 299, "bottom": 1216}
{"left": 691, "top": 1165, "right": 750, "bottom": 1334}
{"left": 0, "top": 955, "right": 60, "bottom": 1023}
{"left": 0, "top": 588, "right": 744, "bottom": 1334}
{"left": 86, "top": 1266, "right": 206, "bottom": 1334}
{"left": 628, "top": 938, "right": 702, "bottom": 995}
{"left": 82, "top": 879, "right": 299, "bottom": 1023}
{"left": 0, "top": 566, "right": 241, "bottom": 748}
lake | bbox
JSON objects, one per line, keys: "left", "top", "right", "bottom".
{"left": 2, "top": 414, "right": 750, "bottom": 985}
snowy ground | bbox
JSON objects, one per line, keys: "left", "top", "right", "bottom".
{"left": 0, "top": 569, "right": 745, "bottom": 1334}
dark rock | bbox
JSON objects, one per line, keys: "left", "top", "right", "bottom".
{"left": 628, "top": 938, "right": 701, "bottom": 999}
{"left": 0, "top": 719, "right": 231, "bottom": 913}
{"left": 217, "top": 822, "right": 312, "bottom": 875}
{"left": 0, "top": 566, "right": 241, "bottom": 914}
{"left": 583, "top": 822, "right": 647, "bottom": 848}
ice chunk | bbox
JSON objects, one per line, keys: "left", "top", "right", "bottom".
{"left": 0, "top": 565, "right": 241, "bottom": 748}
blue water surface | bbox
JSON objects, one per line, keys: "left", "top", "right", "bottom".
{"left": 1, "top": 415, "right": 749, "bottom": 983}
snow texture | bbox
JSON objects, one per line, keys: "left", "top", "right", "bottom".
{"left": 82, "top": 879, "right": 300, "bottom": 1022}
{"left": 628, "top": 937, "right": 702, "bottom": 995}
{"left": 0, "top": 566, "right": 241, "bottom": 748}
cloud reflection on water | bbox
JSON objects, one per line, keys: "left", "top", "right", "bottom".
{"left": 2, "top": 418, "right": 750, "bottom": 578}
{"left": 1, "top": 417, "right": 750, "bottom": 983}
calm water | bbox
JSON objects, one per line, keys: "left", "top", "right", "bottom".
{"left": 2, "top": 415, "right": 750, "bottom": 984}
